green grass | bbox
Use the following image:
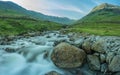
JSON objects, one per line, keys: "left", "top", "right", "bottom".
{"left": 67, "top": 23, "right": 120, "bottom": 36}
{"left": 0, "top": 16, "right": 62, "bottom": 36}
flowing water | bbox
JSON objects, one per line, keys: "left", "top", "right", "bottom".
{"left": 0, "top": 31, "right": 71, "bottom": 75}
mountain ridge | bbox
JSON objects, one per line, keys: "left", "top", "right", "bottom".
{"left": 91, "top": 3, "right": 120, "bottom": 12}
{"left": 75, "top": 3, "right": 120, "bottom": 23}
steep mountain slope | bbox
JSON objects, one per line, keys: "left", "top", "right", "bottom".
{"left": 0, "top": 1, "right": 74, "bottom": 24}
{"left": 76, "top": 3, "right": 120, "bottom": 23}
{"left": 68, "top": 3, "right": 120, "bottom": 36}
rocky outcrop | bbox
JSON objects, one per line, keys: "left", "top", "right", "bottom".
{"left": 51, "top": 42, "right": 86, "bottom": 68}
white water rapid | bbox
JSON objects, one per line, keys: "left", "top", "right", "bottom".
{"left": 0, "top": 31, "right": 71, "bottom": 75}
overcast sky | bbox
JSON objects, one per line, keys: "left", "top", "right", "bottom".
{"left": 1, "top": 0, "right": 120, "bottom": 19}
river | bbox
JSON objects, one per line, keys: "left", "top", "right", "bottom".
{"left": 0, "top": 31, "right": 72, "bottom": 75}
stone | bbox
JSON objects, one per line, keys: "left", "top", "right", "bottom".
{"left": 73, "top": 37, "right": 85, "bottom": 48}
{"left": 87, "top": 55, "right": 100, "bottom": 71}
{"left": 91, "top": 39, "right": 106, "bottom": 53}
{"left": 51, "top": 42, "right": 86, "bottom": 68}
{"left": 106, "top": 52, "right": 115, "bottom": 64}
{"left": 93, "top": 53, "right": 99, "bottom": 56}
{"left": 5, "top": 48, "right": 16, "bottom": 53}
{"left": 109, "top": 55, "right": 120, "bottom": 72}
{"left": 82, "top": 39, "right": 92, "bottom": 53}
{"left": 101, "top": 63, "right": 107, "bottom": 72}
{"left": 46, "top": 35, "right": 51, "bottom": 38}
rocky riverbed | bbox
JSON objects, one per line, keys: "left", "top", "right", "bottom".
{"left": 0, "top": 31, "right": 120, "bottom": 75}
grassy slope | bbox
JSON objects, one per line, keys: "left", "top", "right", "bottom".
{"left": 68, "top": 8, "right": 120, "bottom": 36}
{"left": 0, "top": 16, "right": 62, "bottom": 36}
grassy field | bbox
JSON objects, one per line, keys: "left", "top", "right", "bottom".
{"left": 0, "top": 16, "right": 62, "bottom": 36}
{"left": 67, "top": 23, "right": 120, "bottom": 36}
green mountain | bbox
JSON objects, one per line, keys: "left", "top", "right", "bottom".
{"left": 0, "top": 1, "right": 74, "bottom": 24}
{"left": 68, "top": 3, "right": 120, "bottom": 36}
{"left": 77, "top": 3, "right": 120, "bottom": 23}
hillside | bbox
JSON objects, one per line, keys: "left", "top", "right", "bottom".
{"left": 77, "top": 3, "right": 120, "bottom": 23}
{"left": 0, "top": 1, "right": 74, "bottom": 24}
{"left": 0, "top": 1, "right": 63, "bottom": 36}
{"left": 0, "top": 16, "right": 62, "bottom": 36}
{"left": 68, "top": 3, "right": 120, "bottom": 36}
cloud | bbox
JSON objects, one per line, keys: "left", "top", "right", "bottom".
{"left": 53, "top": 4, "right": 85, "bottom": 14}
{"left": 27, "top": 0, "right": 86, "bottom": 15}
{"left": 1, "top": 0, "right": 86, "bottom": 19}
{"left": 2, "top": 0, "right": 85, "bottom": 13}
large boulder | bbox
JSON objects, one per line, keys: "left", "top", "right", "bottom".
{"left": 51, "top": 42, "right": 86, "bottom": 68}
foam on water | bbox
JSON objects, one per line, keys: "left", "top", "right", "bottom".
{"left": 0, "top": 31, "right": 70, "bottom": 75}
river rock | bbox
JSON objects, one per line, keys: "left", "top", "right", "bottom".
{"left": 91, "top": 39, "right": 106, "bottom": 53}
{"left": 82, "top": 39, "right": 91, "bottom": 53}
{"left": 5, "top": 48, "right": 16, "bottom": 53}
{"left": 108, "top": 55, "right": 120, "bottom": 72}
{"left": 100, "top": 63, "right": 107, "bottom": 72}
{"left": 45, "top": 71, "right": 62, "bottom": 75}
{"left": 73, "top": 37, "right": 84, "bottom": 48}
{"left": 87, "top": 55, "right": 100, "bottom": 71}
{"left": 51, "top": 42, "right": 86, "bottom": 68}
{"left": 106, "top": 52, "right": 115, "bottom": 63}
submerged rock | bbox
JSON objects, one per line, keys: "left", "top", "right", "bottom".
{"left": 51, "top": 42, "right": 86, "bottom": 68}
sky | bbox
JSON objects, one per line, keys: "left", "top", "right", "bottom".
{"left": 1, "top": 0, "right": 120, "bottom": 19}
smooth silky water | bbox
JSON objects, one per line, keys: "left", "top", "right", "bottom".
{"left": 0, "top": 31, "right": 70, "bottom": 75}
